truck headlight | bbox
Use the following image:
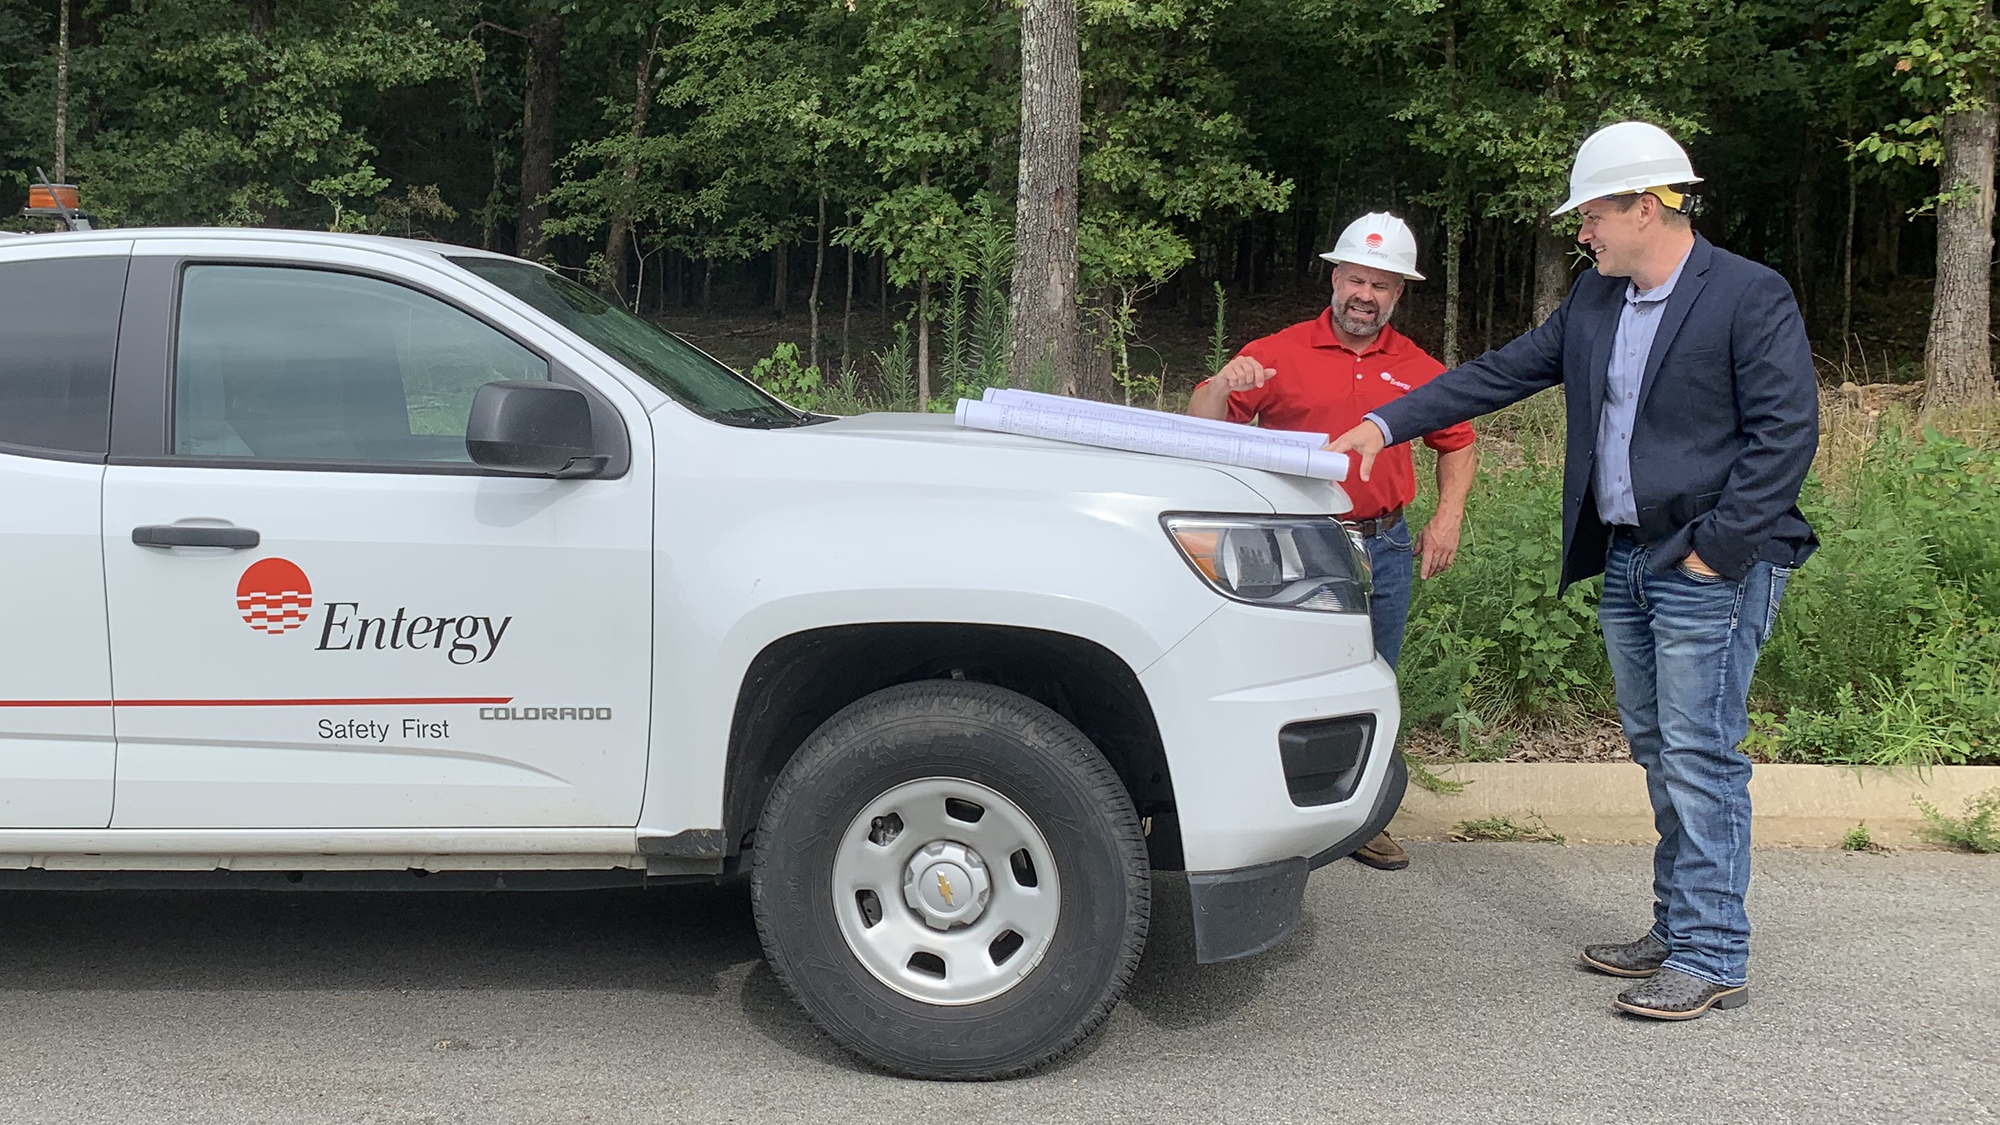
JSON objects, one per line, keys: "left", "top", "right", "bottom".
{"left": 1163, "top": 515, "right": 1371, "bottom": 614}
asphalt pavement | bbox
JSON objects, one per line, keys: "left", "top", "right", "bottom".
{"left": 0, "top": 843, "right": 1992, "bottom": 1125}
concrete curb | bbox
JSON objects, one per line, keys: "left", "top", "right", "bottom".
{"left": 1387, "top": 762, "right": 2000, "bottom": 848}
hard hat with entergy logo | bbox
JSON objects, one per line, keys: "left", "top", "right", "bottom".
{"left": 1319, "top": 212, "right": 1424, "bottom": 281}
{"left": 1553, "top": 121, "right": 1702, "bottom": 216}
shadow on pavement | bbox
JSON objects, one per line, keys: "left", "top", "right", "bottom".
{"left": 735, "top": 959, "right": 875, "bottom": 1074}
{"left": 0, "top": 883, "right": 765, "bottom": 995}
{"left": 1120, "top": 873, "right": 1311, "bottom": 1031}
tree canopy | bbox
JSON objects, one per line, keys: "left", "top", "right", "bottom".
{"left": 0, "top": 0, "right": 1983, "bottom": 393}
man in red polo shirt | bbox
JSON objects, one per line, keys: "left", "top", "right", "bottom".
{"left": 1189, "top": 212, "right": 1477, "bottom": 871}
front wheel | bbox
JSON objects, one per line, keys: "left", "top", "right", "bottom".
{"left": 749, "top": 681, "right": 1150, "bottom": 1079}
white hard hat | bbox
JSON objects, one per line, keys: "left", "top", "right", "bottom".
{"left": 1552, "top": 121, "right": 1702, "bottom": 216}
{"left": 1319, "top": 212, "right": 1424, "bottom": 281}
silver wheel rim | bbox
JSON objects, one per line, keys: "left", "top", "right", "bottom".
{"left": 831, "top": 776, "right": 1062, "bottom": 1006}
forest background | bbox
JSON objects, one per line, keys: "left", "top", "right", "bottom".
{"left": 3, "top": 0, "right": 1998, "bottom": 769}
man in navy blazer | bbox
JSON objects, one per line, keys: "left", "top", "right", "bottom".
{"left": 1331, "top": 122, "right": 1819, "bottom": 1021}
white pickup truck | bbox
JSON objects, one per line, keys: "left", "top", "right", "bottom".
{"left": 0, "top": 228, "right": 1403, "bottom": 1079}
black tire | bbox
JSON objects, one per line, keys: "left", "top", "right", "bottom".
{"left": 749, "top": 680, "right": 1151, "bottom": 1080}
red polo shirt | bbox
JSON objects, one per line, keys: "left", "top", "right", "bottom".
{"left": 1213, "top": 313, "right": 1474, "bottom": 520}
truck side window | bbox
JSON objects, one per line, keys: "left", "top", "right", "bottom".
{"left": 173, "top": 265, "right": 549, "bottom": 463}
{"left": 0, "top": 255, "right": 127, "bottom": 457}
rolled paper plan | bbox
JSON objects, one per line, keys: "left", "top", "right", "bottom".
{"left": 954, "top": 397, "right": 1351, "bottom": 482}
{"left": 980, "top": 387, "right": 1330, "bottom": 447}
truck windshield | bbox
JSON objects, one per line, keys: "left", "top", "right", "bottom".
{"left": 451, "top": 256, "right": 809, "bottom": 428}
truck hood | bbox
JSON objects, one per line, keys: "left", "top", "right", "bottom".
{"left": 784, "top": 412, "right": 1351, "bottom": 515}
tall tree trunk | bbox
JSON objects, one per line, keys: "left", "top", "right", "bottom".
{"left": 53, "top": 0, "right": 68, "bottom": 182}
{"left": 1481, "top": 217, "right": 1498, "bottom": 352}
{"left": 1315, "top": 157, "right": 1342, "bottom": 283}
{"left": 841, "top": 243, "right": 855, "bottom": 373}
{"left": 1442, "top": 150, "right": 1463, "bottom": 367}
{"left": 248, "top": 0, "right": 274, "bottom": 39}
{"left": 771, "top": 244, "right": 789, "bottom": 317}
{"left": 605, "top": 25, "right": 663, "bottom": 305}
{"left": 917, "top": 273, "right": 931, "bottom": 409}
{"left": 1924, "top": 89, "right": 1999, "bottom": 409}
{"left": 1516, "top": 224, "right": 1533, "bottom": 323}
{"left": 1790, "top": 140, "right": 1819, "bottom": 325}
{"left": 1842, "top": 141, "right": 1857, "bottom": 361}
{"left": 1007, "top": 0, "right": 1082, "bottom": 393}
{"left": 1443, "top": 204, "right": 1464, "bottom": 368}
{"left": 809, "top": 193, "right": 826, "bottom": 369}
{"left": 516, "top": 10, "right": 564, "bottom": 261}
{"left": 1534, "top": 218, "right": 1571, "bottom": 325}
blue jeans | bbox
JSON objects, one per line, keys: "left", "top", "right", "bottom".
{"left": 1598, "top": 534, "right": 1791, "bottom": 987}
{"left": 1363, "top": 517, "right": 1414, "bottom": 669}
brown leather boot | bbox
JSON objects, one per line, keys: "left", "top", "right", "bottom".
{"left": 1351, "top": 831, "right": 1410, "bottom": 870}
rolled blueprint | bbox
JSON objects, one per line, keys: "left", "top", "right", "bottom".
{"left": 980, "top": 387, "right": 1330, "bottom": 446}
{"left": 955, "top": 396, "right": 1351, "bottom": 482}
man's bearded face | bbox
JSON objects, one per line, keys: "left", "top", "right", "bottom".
{"left": 1330, "top": 263, "right": 1404, "bottom": 339}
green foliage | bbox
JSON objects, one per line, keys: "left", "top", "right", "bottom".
{"left": 1381, "top": 0, "right": 1723, "bottom": 229}
{"left": 1914, "top": 788, "right": 2000, "bottom": 852}
{"left": 1399, "top": 452, "right": 1613, "bottom": 729}
{"left": 1861, "top": 0, "right": 2000, "bottom": 137}
{"left": 1855, "top": 0, "right": 2000, "bottom": 211}
{"left": 1756, "top": 430, "right": 2000, "bottom": 767}
{"left": 1080, "top": 211, "right": 1188, "bottom": 404}
{"left": 1842, "top": 822, "right": 1876, "bottom": 851}
{"left": 54, "top": 0, "right": 474, "bottom": 228}
{"left": 842, "top": 189, "right": 1009, "bottom": 289}
{"left": 747, "top": 341, "right": 823, "bottom": 410}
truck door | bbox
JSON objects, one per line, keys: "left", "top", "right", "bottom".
{"left": 100, "top": 254, "right": 653, "bottom": 829}
{"left": 0, "top": 246, "right": 128, "bottom": 828}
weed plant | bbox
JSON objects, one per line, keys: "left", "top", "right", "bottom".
{"left": 1452, "top": 813, "right": 1565, "bottom": 844}
{"left": 873, "top": 323, "right": 915, "bottom": 412}
{"left": 1206, "top": 281, "right": 1231, "bottom": 374}
{"left": 746, "top": 342, "right": 823, "bottom": 411}
{"left": 1914, "top": 788, "right": 1999, "bottom": 852}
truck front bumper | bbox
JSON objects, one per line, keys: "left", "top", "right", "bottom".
{"left": 1184, "top": 751, "right": 1406, "bottom": 962}
{"left": 1139, "top": 601, "right": 1404, "bottom": 963}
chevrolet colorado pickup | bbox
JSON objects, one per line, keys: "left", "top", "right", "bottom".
{"left": 0, "top": 228, "right": 1403, "bottom": 1078}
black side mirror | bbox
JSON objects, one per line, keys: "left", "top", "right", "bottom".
{"left": 466, "top": 381, "right": 606, "bottom": 477}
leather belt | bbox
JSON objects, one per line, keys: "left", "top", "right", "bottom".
{"left": 1342, "top": 508, "right": 1405, "bottom": 538}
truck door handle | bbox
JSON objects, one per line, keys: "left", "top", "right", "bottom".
{"left": 131, "top": 524, "right": 261, "bottom": 550}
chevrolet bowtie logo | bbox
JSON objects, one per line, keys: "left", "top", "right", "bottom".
{"left": 937, "top": 871, "right": 955, "bottom": 907}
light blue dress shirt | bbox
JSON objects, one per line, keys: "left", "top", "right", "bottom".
{"left": 1593, "top": 250, "right": 1690, "bottom": 526}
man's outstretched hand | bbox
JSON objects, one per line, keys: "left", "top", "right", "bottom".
{"left": 1328, "top": 419, "right": 1387, "bottom": 482}
{"left": 1210, "top": 355, "right": 1277, "bottom": 393}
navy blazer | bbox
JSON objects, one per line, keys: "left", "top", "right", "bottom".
{"left": 1373, "top": 234, "right": 1819, "bottom": 591}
